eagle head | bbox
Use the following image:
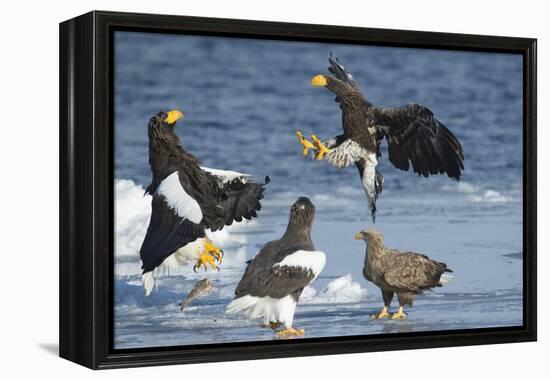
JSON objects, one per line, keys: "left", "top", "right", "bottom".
{"left": 148, "top": 109, "right": 184, "bottom": 132}
{"left": 289, "top": 196, "right": 315, "bottom": 229}
{"left": 355, "top": 228, "right": 383, "bottom": 243}
{"left": 311, "top": 74, "right": 356, "bottom": 98}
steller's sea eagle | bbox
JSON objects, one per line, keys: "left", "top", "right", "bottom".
{"left": 355, "top": 229, "right": 453, "bottom": 320}
{"left": 140, "top": 110, "right": 269, "bottom": 296}
{"left": 226, "top": 197, "right": 326, "bottom": 338}
{"left": 297, "top": 55, "right": 464, "bottom": 222}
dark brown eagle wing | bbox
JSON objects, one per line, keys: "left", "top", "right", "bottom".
{"left": 383, "top": 250, "right": 448, "bottom": 292}
{"left": 202, "top": 170, "right": 269, "bottom": 232}
{"left": 373, "top": 104, "right": 464, "bottom": 180}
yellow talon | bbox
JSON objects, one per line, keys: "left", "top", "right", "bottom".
{"left": 193, "top": 252, "right": 218, "bottom": 272}
{"left": 194, "top": 240, "right": 223, "bottom": 272}
{"left": 371, "top": 306, "right": 390, "bottom": 320}
{"left": 296, "top": 131, "right": 316, "bottom": 157}
{"left": 204, "top": 240, "right": 223, "bottom": 264}
{"left": 311, "top": 134, "right": 331, "bottom": 160}
{"left": 391, "top": 306, "right": 408, "bottom": 320}
{"left": 275, "top": 327, "right": 305, "bottom": 338}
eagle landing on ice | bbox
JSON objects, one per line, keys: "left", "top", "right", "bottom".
{"left": 140, "top": 110, "right": 269, "bottom": 296}
{"left": 297, "top": 54, "right": 465, "bottom": 222}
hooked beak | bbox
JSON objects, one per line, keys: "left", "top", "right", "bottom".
{"left": 165, "top": 109, "right": 184, "bottom": 124}
{"left": 311, "top": 75, "right": 328, "bottom": 87}
{"left": 354, "top": 232, "right": 363, "bottom": 240}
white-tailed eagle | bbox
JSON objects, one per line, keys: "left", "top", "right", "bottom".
{"left": 140, "top": 110, "right": 269, "bottom": 296}
{"left": 297, "top": 54, "right": 465, "bottom": 222}
{"left": 226, "top": 197, "right": 326, "bottom": 338}
{"left": 355, "top": 229, "right": 453, "bottom": 320}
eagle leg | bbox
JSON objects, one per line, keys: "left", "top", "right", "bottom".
{"left": 275, "top": 327, "right": 305, "bottom": 338}
{"left": 310, "top": 134, "right": 331, "bottom": 160}
{"left": 370, "top": 306, "right": 390, "bottom": 320}
{"left": 391, "top": 306, "right": 408, "bottom": 320}
{"left": 260, "top": 322, "right": 282, "bottom": 329}
{"left": 296, "top": 131, "right": 316, "bottom": 157}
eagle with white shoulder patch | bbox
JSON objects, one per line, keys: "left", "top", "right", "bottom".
{"left": 226, "top": 197, "right": 326, "bottom": 338}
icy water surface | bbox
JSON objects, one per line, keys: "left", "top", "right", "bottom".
{"left": 113, "top": 32, "right": 523, "bottom": 349}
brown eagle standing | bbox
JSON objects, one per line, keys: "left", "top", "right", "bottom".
{"left": 297, "top": 55, "right": 464, "bottom": 222}
{"left": 355, "top": 229, "right": 453, "bottom": 320}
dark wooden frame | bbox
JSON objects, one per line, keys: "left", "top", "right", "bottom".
{"left": 59, "top": 10, "right": 537, "bottom": 369}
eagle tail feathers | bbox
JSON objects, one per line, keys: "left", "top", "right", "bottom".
{"left": 142, "top": 272, "right": 155, "bottom": 296}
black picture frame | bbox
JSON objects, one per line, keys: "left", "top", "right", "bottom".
{"left": 59, "top": 10, "right": 537, "bottom": 370}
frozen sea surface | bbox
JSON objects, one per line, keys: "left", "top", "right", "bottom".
{"left": 113, "top": 32, "right": 523, "bottom": 349}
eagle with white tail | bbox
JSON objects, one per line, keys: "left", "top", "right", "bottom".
{"left": 355, "top": 229, "right": 453, "bottom": 320}
{"left": 140, "top": 110, "right": 269, "bottom": 296}
{"left": 297, "top": 54, "right": 464, "bottom": 222}
{"left": 226, "top": 197, "right": 326, "bottom": 338}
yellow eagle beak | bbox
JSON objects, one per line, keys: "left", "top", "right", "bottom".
{"left": 311, "top": 75, "right": 328, "bottom": 87}
{"left": 354, "top": 233, "right": 363, "bottom": 240}
{"left": 165, "top": 109, "right": 184, "bottom": 124}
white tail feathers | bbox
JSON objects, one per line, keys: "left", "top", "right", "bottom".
{"left": 142, "top": 272, "right": 154, "bottom": 296}
{"left": 439, "top": 273, "right": 454, "bottom": 286}
{"left": 226, "top": 295, "right": 297, "bottom": 329}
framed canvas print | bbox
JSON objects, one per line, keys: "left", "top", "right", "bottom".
{"left": 59, "top": 11, "right": 537, "bottom": 369}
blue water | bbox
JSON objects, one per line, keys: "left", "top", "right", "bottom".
{"left": 113, "top": 31, "right": 523, "bottom": 349}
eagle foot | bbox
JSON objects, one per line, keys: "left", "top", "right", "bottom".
{"left": 310, "top": 134, "right": 331, "bottom": 160}
{"left": 391, "top": 307, "right": 408, "bottom": 320}
{"left": 275, "top": 327, "right": 305, "bottom": 338}
{"left": 193, "top": 251, "right": 220, "bottom": 273}
{"left": 204, "top": 240, "right": 223, "bottom": 264}
{"left": 296, "top": 131, "right": 316, "bottom": 157}
{"left": 370, "top": 306, "right": 390, "bottom": 320}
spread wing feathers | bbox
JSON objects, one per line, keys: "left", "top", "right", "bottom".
{"left": 373, "top": 104, "right": 464, "bottom": 180}
{"left": 383, "top": 250, "right": 452, "bottom": 292}
{"left": 140, "top": 196, "right": 205, "bottom": 273}
{"left": 203, "top": 170, "right": 269, "bottom": 232}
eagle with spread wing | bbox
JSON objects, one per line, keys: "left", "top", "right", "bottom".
{"left": 297, "top": 55, "right": 464, "bottom": 222}
{"left": 355, "top": 229, "right": 453, "bottom": 320}
{"left": 140, "top": 110, "right": 269, "bottom": 295}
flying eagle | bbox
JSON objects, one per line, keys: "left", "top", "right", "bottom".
{"left": 226, "top": 197, "right": 326, "bottom": 338}
{"left": 297, "top": 55, "right": 464, "bottom": 222}
{"left": 355, "top": 229, "right": 453, "bottom": 320}
{"left": 140, "top": 110, "right": 269, "bottom": 296}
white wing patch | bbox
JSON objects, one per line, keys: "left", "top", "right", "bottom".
{"left": 156, "top": 171, "right": 203, "bottom": 224}
{"left": 201, "top": 166, "right": 249, "bottom": 184}
{"left": 326, "top": 139, "right": 370, "bottom": 168}
{"left": 274, "top": 250, "right": 326, "bottom": 279}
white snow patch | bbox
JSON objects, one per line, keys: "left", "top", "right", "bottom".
{"left": 456, "top": 182, "right": 479, "bottom": 193}
{"left": 301, "top": 274, "right": 367, "bottom": 304}
{"left": 469, "top": 189, "right": 512, "bottom": 203}
{"left": 115, "top": 179, "right": 151, "bottom": 258}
